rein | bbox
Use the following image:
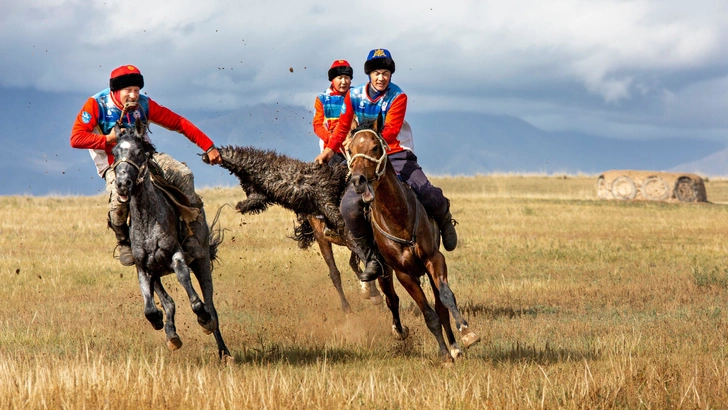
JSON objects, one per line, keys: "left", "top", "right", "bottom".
{"left": 112, "top": 155, "right": 149, "bottom": 186}
{"left": 349, "top": 128, "right": 419, "bottom": 247}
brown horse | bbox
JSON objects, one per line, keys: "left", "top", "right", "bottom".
{"left": 346, "top": 121, "right": 480, "bottom": 365}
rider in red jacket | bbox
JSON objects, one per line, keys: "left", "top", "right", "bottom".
{"left": 70, "top": 65, "right": 222, "bottom": 266}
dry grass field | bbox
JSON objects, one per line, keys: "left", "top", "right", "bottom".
{"left": 3, "top": 174, "right": 728, "bottom": 409}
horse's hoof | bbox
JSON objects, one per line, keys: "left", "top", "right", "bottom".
{"left": 167, "top": 336, "right": 183, "bottom": 351}
{"left": 461, "top": 331, "right": 481, "bottom": 349}
{"left": 440, "top": 353, "right": 455, "bottom": 367}
{"left": 145, "top": 309, "right": 164, "bottom": 330}
{"left": 369, "top": 295, "right": 384, "bottom": 305}
{"left": 359, "top": 283, "right": 371, "bottom": 299}
{"left": 392, "top": 325, "right": 409, "bottom": 340}
{"left": 198, "top": 314, "right": 217, "bottom": 334}
{"left": 222, "top": 354, "right": 235, "bottom": 366}
{"left": 450, "top": 346, "right": 463, "bottom": 360}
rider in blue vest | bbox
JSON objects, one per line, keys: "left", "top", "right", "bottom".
{"left": 315, "top": 49, "right": 458, "bottom": 282}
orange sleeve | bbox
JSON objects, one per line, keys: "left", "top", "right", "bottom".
{"left": 326, "top": 92, "right": 354, "bottom": 153}
{"left": 312, "top": 97, "right": 329, "bottom": 142}
{"left": 381, "top": 93, "right": 407, "bottom": 145}
{"left": 147, "top": 98, "right": 215, "bottom": 152}
{"left": 70, "top": 98, "right": 107, "bottom": 150}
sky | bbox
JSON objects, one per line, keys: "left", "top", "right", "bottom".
{"left": 2, "top": 0, "right": 728, "bottom": 151}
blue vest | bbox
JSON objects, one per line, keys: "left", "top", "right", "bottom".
{"left": 344, "top": 82, "right": 405, "bottom": 124}
{"left": 316, "top": 89, "right": 346, "bottom": 130}
{"left": 92, "top": 88, "right": 150, "bottom": 134}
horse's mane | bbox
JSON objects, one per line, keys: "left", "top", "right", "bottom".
{"left": 351, "top": 119, "right": 379, "bottom": 134}
{"left": 117, "top": 127, "right": 157, "bottom": 156}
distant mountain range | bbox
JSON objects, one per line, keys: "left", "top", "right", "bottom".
{"left": 1, "top": 86, "right": 725, "bottom": 196}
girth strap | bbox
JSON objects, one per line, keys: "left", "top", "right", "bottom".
{"left": 370, "top": 201, "right": 419, "bottom": 248}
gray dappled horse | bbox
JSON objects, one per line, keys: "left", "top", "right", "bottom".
{"left": 112, "top": 121, "right": 230, "bottom": 359}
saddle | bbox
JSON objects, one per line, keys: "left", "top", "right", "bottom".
{"left": 150, "top": 173, "right": 201, "bottom": 223}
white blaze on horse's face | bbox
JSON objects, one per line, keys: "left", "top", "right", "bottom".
{"left": 118, "top": 140, "right": 132, "bottom": 150}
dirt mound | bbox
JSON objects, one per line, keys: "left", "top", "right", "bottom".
{"left": 597, "top": 170, "right": 707, "bottom": 202}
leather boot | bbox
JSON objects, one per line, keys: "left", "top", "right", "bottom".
{"left": 108, "top": 217, "right": 134, "bottom": 266}
{"left": 183, "top": 219, "right": 206, "bottom": 260}
{"left": 352, "top": 235, "right": 383, "bottom": 282}
{"left": 436, "top": 211, "right": 458, "bottom": 251}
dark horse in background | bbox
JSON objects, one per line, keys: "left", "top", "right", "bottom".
{"left": 346, "top": 120, "right": 480, "bottom": 365}
{"left": 203, "top": 146, "right": 383, "bottom": 313}
{"left": 112, "top": 121, "right": 231, "bottom": 360}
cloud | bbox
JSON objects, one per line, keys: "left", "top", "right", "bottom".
{"left": 2, "top": 0, "right": 728, "bottom": 141}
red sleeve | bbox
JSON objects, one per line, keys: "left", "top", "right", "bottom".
{"left": 312, "top": 97, "right": 329, "bottom": 142}
{"left": 147, "top": 98, "right": 215, "bottom": 152}
{"left": 326, "top": 92, "right": 354, "bottom": 153}
{"left": 381, "top": 93, "right": 407, "bottom": 145}
{"left": 70, "top": 98, "right": 107, "bottom": 150}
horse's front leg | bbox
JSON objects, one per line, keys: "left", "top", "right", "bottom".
{"left": 171, "top": 250, "right": 212, "bottom": 327}
{"left": 137, "top": 268, "right": 163, "bottom": 331}
{"left": 426, "top": 252, "right": 480, "bottom": 350}
{"left": 152, "top": 278, "right": 182, "bottom": 351}
{"left": 377, "top": 267, "right": 409, "bottom": 341}
{"left": 189, "top": 256, "right": 232, "bottom": 360}
{"left": 350, "top": 252, "right": 384, "bottom": 305}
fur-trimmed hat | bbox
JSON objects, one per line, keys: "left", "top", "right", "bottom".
{"left": 364, "top": 49, "right": 395, "bottom": 75}
{"left": 328, "top": 60, "right": 353, "bottom": 81}
{"left": 109, "top": 65, "right": 144, "bottom": 91}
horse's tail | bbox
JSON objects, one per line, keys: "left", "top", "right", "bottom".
{"left": 290, "top": 213, "right": 315, "bottom": 250}
{"left": 207, "top": 205, "right": 228, "bottom": 270}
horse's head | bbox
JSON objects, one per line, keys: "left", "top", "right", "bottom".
{"left": 111, "top": 120, "right": 151, "bottom": 203}
{"left": 346, "top": 117, "right": 387, "bottom": 203}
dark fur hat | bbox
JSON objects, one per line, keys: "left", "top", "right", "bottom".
{"left": 109, "top": 65, "right": 145, "bottom": 91}
{"left": 328, "top": 60, "right": 353, "bottom": 81}
{"left": 364, "top": 49, "right": 395, "bottom": 75}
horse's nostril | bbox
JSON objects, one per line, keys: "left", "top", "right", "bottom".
{"left": 353, "top": 174, "right": 366, "bottom": 187}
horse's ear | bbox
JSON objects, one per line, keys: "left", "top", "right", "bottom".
{"left": 134, "top": 119, "right": 144, "bottom": 136}
{"left": 375, "top": 111, "right": 384, "bottom": 134}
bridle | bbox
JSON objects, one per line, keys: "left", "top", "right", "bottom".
{"left": 345, "top": 129, "right": 389, "bottom": 180}
{"left": 112, "top": 134, "right": 149, "bottom": 187}
{"left": 345, "top": 128, "right": 422, "bottom": 248}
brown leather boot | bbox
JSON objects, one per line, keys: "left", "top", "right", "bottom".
{"left": 108, "top": 217, "right": 135, "bottom": 266}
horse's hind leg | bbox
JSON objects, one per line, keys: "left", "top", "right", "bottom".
{"left": 427, "top": 252, "right": 480, "bottom": 349}
{"left": 311, "top": 217, "right": 351, "bottom": 314}
{"left": 395, "top": 270, "right": 453, "bottom": 365}
{"left": 190, "top": 256, "right": 231, "bottom": 359}
{"left": 426, "top": 272, "right": 461, "bottom": 359}
{"left": 378, "top": 267, "right": 408, "bottom": 340}
{"left": 137, "top": 268, "right": 163, "bottom": 331}
{"left": 171, "top": 251, "right": 213, "bottom": 328}
{"left": 153, "top": 278, "right": 182, "bottom": 351}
